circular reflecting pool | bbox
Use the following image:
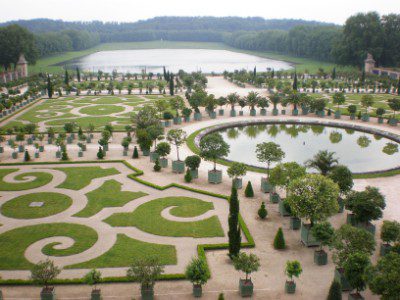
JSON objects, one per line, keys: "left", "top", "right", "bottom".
{"left": 214, "top": 123, "right": 400, "bottom": 173}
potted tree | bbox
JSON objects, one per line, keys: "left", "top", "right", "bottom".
{"left": 147, "top": 124, "right": 164, "bottom": 162}
{"left": 328, "top": 165, "right": 354, "bottom": 213}
{"left": 313, "top": 98, "right": 327, "bottom": 117}
{"left": 227, "top": 93, "right": 239, "bottom": 117}
{"left": 218, "top": 96, "right": 227, "bottom": 116}
{"left": 167, "top": 129, "right": 187, "bottom": 174}
{"left": 205, "top": 94, "right": 218, "bottom": 119}
{"left": 238, "top": 98, "right": 246, "bottom": 116}
{"left": 16, "top": 131, "right": 25, "bottom": 153}
{"left": 121, "top": 138, "right": 130, "bottom": 156}
{"left": 311, "top": 221, "right": 334, "bottom": 265}
{"left": 188, "top": 88, "right": 206, "bottom": 121}
{"left": 332, "top": 92, "right": 345, "bottom": 119}
{"left": 185, "top": 257, "right": 210, "bottom": 297}
{"left": 387, "top": 98, "right": 400, "bottom": 126}
{"left": 258, "top": 97, "right": 269, "bottom": 116}
{"left": 270, "top": 93, "right": 281, "bottom": 116}
{"left": 169, "top": 96, "right": 185, "bottom": 124}
{"left": 127, "top": 257, "right": 164, "bottom": 300}
{"left": 343, "top": 252, "right": 371, "bottom": 300}
{"left": 380, "top": 220, "right": 400, "bottom": 256}
{"left": 163, "top": 111, "right": 174, "bottom": 127}
{"left": 284, "top": 260, "right": 302, "bottom": 294}
{"left": 345, "top": 186, "right": 386, "bottom": 234}
{"left": 155, "top": 142, "right": 171, "bottom": 168}
{"left": 255, "top": 142, "right": 285, "bottom": 193}
{"left": 369, "top": 252, "right": 400, "bottom": 299}
{"left": 227, "top": 162, "right": 247, "bottom": 189}
{"left": 348, "top": 105, "right": 357, "bottom": 120}
{"left": 286, "top": 174, "right": 339, "bottom": 246}
{"left": 84, "top": 269, "right": 102, "bottom": 300}
{"left": 376, "top": 107, "right": 386, "bottom": 124}
{"left": 330, "top": 224, "right": 376, "bottom": 291}
{"left": 199, "top": 133, "right": 230, "bottom": 184}
{"left": 184, "top": 155, "right": 201, "bottom": 179}
{"left": 136, "top": 129, "right": 152, "bottom": 156}
{"left": 360, "top": 95, "right": 374, "bottom": 122}
{"left": 246, "top": 91, "right": 260, "bottom": 116}
{"left": 31, "top": 259, "right": 61, "bottom": 300}
{"left": 182, "top": 107, "right": 193, "bottom": 122}
{"left": 233, "top": 252, "right": 260, "bottom": 297}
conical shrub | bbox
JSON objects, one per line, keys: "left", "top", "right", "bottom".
{"left": 132, "top": 146, "right": 139, "bottom": 158}
{"left": 245, "top": 181, "right": 254, "bottom": 198}
{"left": 258, "top": 202, "right": 268, "bottom": 219}
{"left": 273, "top": 227, "right": 286, "bottom": 249}
{"left": 327, "top": 280, "right": 342, "bottom": 300}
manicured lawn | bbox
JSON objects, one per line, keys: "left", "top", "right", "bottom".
{"left": 55, "top": 166, "right": 120, "bottom": 190}
{"left": 104, "top": 197, "right": 224, "bottom": 238}
{"left": 1, "top": 192, "right": 73, "bottom": 219}
{"left": 79, "top": 104, "right": 126, "bottom": 116}
{"left": 74, "top": 179, "right": 147, "bottom": 217}
{"left": 68, "top": 234, "right": 176, "bottom": 269}
{"left": 0, "top": 223, "right": 98, "bottom": 270}
{"left": 0, "top": 169, "right": 53, "bottom": 191}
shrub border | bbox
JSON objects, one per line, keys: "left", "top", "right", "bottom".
{"left": 0, "top": 159, "right": 254, "bottom": 285}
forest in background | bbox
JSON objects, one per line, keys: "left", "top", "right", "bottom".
{"left": 0, "top": 14, "right": 399, "bottom": 71}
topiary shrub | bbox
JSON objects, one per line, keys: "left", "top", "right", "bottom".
{"left": 132, "top": 146, "right": 139, "bottom": 158}
{"left": 61, "top": 150, "right": 69, "bottom": 161}
{"left": 245, "top": 181, "right": 254, "bottom": 198}
{"left": 274, "top": 227, "right": 286, "bottom": 250}
{"left": 184, "top": 168, "right": 192, "bottom": 183}
{"left": 258, "top": 202, "right": 268, "bottom": 219}
{"left": 24, "top": 150, "right": 30, "bottom": 162}
{"left": 97, "top": 147, "right": 104, "bottom": 159}
{"left": 154, "top": 158, "right": 161, "bottom": 172}
{"left": 327, "top": 280, "right": 342, "bottom": 300}
{"left": 218, "top": 293, "right": 225, "bottom": 300}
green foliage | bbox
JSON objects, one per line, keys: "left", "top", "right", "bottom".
{"left": 185, "top": 257, "right": 210, "bottom": 285}
{"left": 347, "top": 105, "right": 357, "bottom": 114}
{"left": 127, "top": 257, "right": 164, "bottom": 289}
{"left": 134, "top": 105, "right": 160, "bottom": 129}
{"left": 199, "top": 133, "right": 229, "bottom": 170}
{"left": 274, "top": 227, "right": 286, "bottom": 250}
{"left": 132, "top": 146, "right": 139, "bottom": 158}
{"left": 97, "top": 146, "right": 104, "bottom": 159}
{"left": 153, "top": 158, "right": 161, "bottom": 172}
{"left": 269, "top": 162, "right": 306, "bottom": 192}
{"left": 228, "top": 187, "right": 241, "bottom": 259}
{"left": 311, "top": 221, "right": 334, "bottom": 250}
{"left": 218, "top": 293, "right": 225, "bottom": 300}
{"left": 233, "top": 252, "right": 260, "bottom": 281}
{"left": 31, "top": 259, "right": 61, "bottom": 288}
{"left": 244, "top": 181, "right": 254, "bottom": 198}
{"left": 61, "top": 149, "right": 69, "bottom": 161}
{"left": 184, "top": 168, "right": 192, "bottom": 183}
{"left": 255, "top": 142, "right": 285, "bottom": 175}
{"left": 167, "top": 129, "right": 187, "bottom": 161}
{"left": 327, "top": 280, "right": 342, "bottom": 300}
{"left": 328, "top": 165, "right": 353, "bottom": 195}
{"left": 84, "top": 269, "right": 102, "bottom": 289}
{"left": 23, "top": 150, "right": 30, "bottom": 162}
{"left": 345, "top": 186, "right": 386, "bottom": 224}
{"left": 258, "top": 202, "right": 268, "bottom": 219}
{"left": 343, "top": 252, "right": 370, "bottom": 293}
{"left": 369, "top": 252, "right": 400, "bottom": 299}
{"left": 227, "top": 162, "right": 247, "bottom": 179}
{"left": 305, "top": 150, "right": 338, "bottom": 175}
{"left": 331, "top": 224, "right": 376, "bottom": 268}
{"left": 380, "top": 220, "right": 400, "bottom": 245}
{"left": 287, "top": 174, "right": 339, "bottom": 224}
{"left": 155, "top": 142, "right": 171, "bottom": 158}
{"left": 184, "top": 155, "right": 201, "bottom": 170}
{"left": 285, "top": 260, "right": 302, "bottom": 281}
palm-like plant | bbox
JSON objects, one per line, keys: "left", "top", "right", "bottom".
{"left": 305, "top": 150, "right": 339, "bottom": 176}
{"left": 246, "top": 91, "right": 260, "bottom": 111}
{"left": 286, "top": 91, "right": 302, "bottom": 111}
{"left": 227, "top": 93, "right": 240, "bottom": 111}
{"left": 270, "top": 93, "right": 281, "bottom": 111}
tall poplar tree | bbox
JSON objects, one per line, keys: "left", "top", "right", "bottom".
{"left": 292, "top": 71, "right": 298, "bottom": 91}
{"left": 76, "top": 67, "right": 81, "bottom": 82}
{"left": 228, "top": 187, "right": 241, "bottom": 259}
{"left": 169, "top": 74, "right": 175, "bottom": 96}
{"left": 47, "top": 75, "right": 53, "bottom": 99}
{"left": 64, "top": 69, "right": 69, "bottom": 86}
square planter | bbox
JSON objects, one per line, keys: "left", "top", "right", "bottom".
{"left": 272, "top": 108, "right": 279, "bottom": 116}
{"left": 378, "top": 117, "right": 384, "bottom": 124}
{"left": 172, "top": 160, "right": 185, "bottom": 173}
{"left": 150, "top": 151, "right": 159, "bottom": 162}
{"left": 388, "top": 118, "right": 398, "bottom": 126}
{"left": 380, "top": 243, "right": 392, "bottom": 256}
{"left": 361, "top": 114, "right": 370, "bottom": 122}
{"left": 239, "top": 279, "right": 253, "bottom": 297}
{"left": 27, "top": 138, "right": 33, "bottom": 145}
{"left": 78, "top": 151, "right": 83, "bottom": 157}
{"left": 285, "top": 281, "right": 296, "bottom": 294}
{"left": 350, "top": 114, "right": 356, "bottom": 120}
{"left": 302, "top": 107, "right": 309, "bottom": 115}
{"left": 48, "top": 138, "right": 53, "bottom": 144}
{"left": 0, "top": 146, "right": 3, "bottom": 153}
{"left": 103, "top": 144, "right": 109, "bottom": 151}
{"left": 260, "top": 108, "right": 267, "bottom": 116}
{"left": 39, "top": 145, "right": 44, "bottom": 152}
{"left": 334, "top": 268, "right": 352, "bottom": 291}
{"left": 279, "top": 200, "right": 290, "bottom": 216}
{"left": 210, "top": 111, "right": 217, "bottom": 119}
{"left": 250, "top": 109, "right": 256, "bottom": 116}
{"left": 290, "top": 217, "right": 301, "bottom": 230}
{"left": 337, "top": 197, "right": 344, "bottom": 213}
{"left": 314, "top": 249, "right": 328, "bottom": 265}
{"left": 18, "top": 145, "right": 25, "bottom": 153}
{"left": 184, "top": 116, "right": 191, "bottom": 122}
{"left": 239, "top": 111, "right": 244, "bottom": 116}
{"left": 91, "top": 289, "right": 101, "bottom": 300}
{"left": 12, "top": 152, "right": 18, "bottom": 159}
{"left": 346, "top": 213, "right": 356, "bottom": 225}
{"left": 193, "top": 284, "right": 202, "bottom": 298}
{"left": 56, "top": 151, "right": 61, "bottom": 158}
{"left": 35, "top": 152, "right": 40, "bottom": 158}
{"left": 173, "top": 116, "right": 182, "bottom": 125}
{"left": 232, "top": 178, "right": 243, "bottom": 189}
{"left": 194, "top": 112, "right": 202, "bottom": 121}
{"left": 355, "top": 222, "right": 376, "bottom": 235}
{"left": 348, "top": 293, "right": 364, "bottom": 300}
{"left": 218, "top": 109, "right": 224, "bottom": 116}
{"left": 164, "top": 120, "right": 171, "bottom": 127}
{"left": 70, "top": 133, "right": 75, "bottom": 139}
{"left": 208, "top": 170, "right": 222, "bottom": 184}
{"left": 261, "top": 178, "right": 273, "bottom": 193}
{"left": 230, "top": 109, "right": 237, "bottom": 117}
{"left": 141, "top": 287, "right": 154, "bottom": 300}
{"left": 334, "top": 111, "right": 341, "bottom": 119}
{"left": 317, "top": 110, "right": 325, "bottom": 117}
{"left": 160, "top": 158, "right": 168, "bottom": 168}
{"left": 189, "top": 169, "right": 198, "bottom": 179}
{"left": 300, "top": 223, "right": 320, "bottom": 247}
{"left": 7, "top": 139, "right": 13, "bottom": 146}
{"left": 270, "top": 192, "right": 280, "bottom": 204}
{"left": 292, "top": 109, "right": 299, "bottom": 116}
{"left": 142, "top": 149, "right": 150, "bottom": 156}
{"left": 41, "top": 287, "right": 56, "bottom": 300}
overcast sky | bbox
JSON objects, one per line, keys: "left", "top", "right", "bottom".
{"left": 1, "top": 0, "right": 399, "bottom": 24}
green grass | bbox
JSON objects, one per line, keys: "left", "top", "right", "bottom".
{"left": 79, "top": 105, "right": 126, "bottom": 116}
{"left": 55, "top": 166, "right": 120, "bottom": 190}
{"left": 0, "top": 223, "right": 98, "bottom": 270}
{"left": 67, "top": 234, "right": 176, "bottom": 269}
{"left": 74, "top": 179, "right": 147, "bottom": 217}
{"left": 104, "top": 196, "right": 224, "bottom": 238}
{"left": 30, "top": 41, "right": 348, "bottom": 74}
{"left": 1, "top": 192, "right": 72, "bottom": 219}
{"left": 0, "top": 169, "right": 53, "bottom": 191}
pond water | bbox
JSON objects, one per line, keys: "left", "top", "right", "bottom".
{"left": 67, "top": 49, "right": 293, "bottom": 73}
{"left": 215, "top": 123, "right": 400, "bottom": 173}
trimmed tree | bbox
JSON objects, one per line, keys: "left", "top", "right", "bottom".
{"left": 380, "top": 220, "right": 400, "bottom": 255}
{"left": 84, "top": 269, "right": 102, "bottom": 295}
{"left": 167, "top": 129, "right": 187, "bottom": 161}
{"left": 285, "top": 260, "right": 302, "bottom": 293}
{"left": 274, "top": 227, "right": 286, "bottom": 250}
{"left": 244, "top": 181, "right": 254, "bottom": 198}
{"left": 311, "top": 221, "right": 335, "bottom": 265}
{"left": 185, "top": 257, "right": 210, "bottom": 297}
{"left": 258, "top": 202, "right": 268, "bottom": 219}
{"left": 31, "top": 259, "right": 61, "bottom": 293}
{"left": 199, "top": 133, "right": 230, "bottom": 171}
{"left": 369, "top": 252, "right": 400, "bottom": 299}
{"left": 327, "top": 280, "right": 342, "bottom": 300}
{"left": 132, "top": 146, "right": 139, "bottom": 158}
{"left": 269, "top": 162, "right": 306, "bottom": 197}
{"left": 233, "top": 252, "right": 260, "bottom": 285}
{"left": 227, "top": 162, "right": 247, "bottom": 189}
{"left": 343, "top": 252, "right": 371, "bottom": 299}
{"left": 255, "top": 142, "right": 285, "bottom": 177}
{"left": 305, "top": 150, "right": 338, "bottom": 176}
{"left": 228, "top": 187, "right": 241, "bottom": 259}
